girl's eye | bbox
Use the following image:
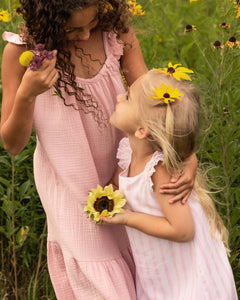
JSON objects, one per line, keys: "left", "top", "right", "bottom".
{"left": 126, "top": 93, "right": 129, "bottom": 101}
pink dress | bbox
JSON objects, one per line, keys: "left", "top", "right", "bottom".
{"left": 117, "top": 137, "right": 238, "bottom": 300}
{"left": 3, "top": 32, "right": 136, "bottom": 300}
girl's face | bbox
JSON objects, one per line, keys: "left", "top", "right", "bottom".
{"left": 65, "top": 5, "right": 99, "bottom": 46}
{"left": 110, "top": 79, "right": 142, "bottom": 134}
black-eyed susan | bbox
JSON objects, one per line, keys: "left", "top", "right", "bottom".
{"left": 127, "top": 0, "right": 145, "bottom": 16}
{"left": 225, "top": 36, "right": 240, "bottom": 49}
{"left": 149, "top": 83, "right": 183, "bottom": 104}
{"left": 213, "top": 40, "right": 224, "bottom": 49}
{"left": 157, "top": 63, "right": 194, "bottom": 81}
{"left": 219, "top": 22, "right": 230, "bottom": 29}
{"left": 184, "top": 24, "right": 196, "bottom": 33}
{"left": 84, "top": 184, "right": 126, "bottom": 223}
{"left": 0, "top": 9, "right": 11, "bottom": 22}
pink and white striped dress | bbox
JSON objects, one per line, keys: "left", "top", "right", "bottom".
{"left": 117, "top": 137, "right": 238, "bottom": 300}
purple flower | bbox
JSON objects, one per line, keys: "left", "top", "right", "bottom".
{"left": 35, "top": 43, "right": 45, "bottom": 52}
{"left": 29, "top": 55, "right": 43, "bottom": 71}
{"left": 41, "top": 49, "right": 54, "bottom": 60}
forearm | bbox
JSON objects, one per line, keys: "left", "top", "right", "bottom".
{"left": 126, "top": 211, "right": 195, "bottom": 242}
{"left": 1, "top": 90, "right": 36, "bottom": 155}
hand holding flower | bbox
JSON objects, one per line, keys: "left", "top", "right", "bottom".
{"left": 100, "top": 208, "right": 132, "bottom": 225}
{"left": 20, "top": 51, "right": 59, "bottom": 99}
{"left": 19, "top": 45, "right": 60, "bottom": 99}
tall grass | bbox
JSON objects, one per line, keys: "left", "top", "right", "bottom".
{"left": 0, "top": 0, "right": 239, "bottom": 298}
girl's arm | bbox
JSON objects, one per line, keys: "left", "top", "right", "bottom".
{"left": 118, "top": 29, "right": 148, "bottom": 86}
{"left": 160, "top": 153, "right": 198, "bottom": 204}
{"left": 101, "top": 163, "right": 195, "bottom": 242}
{"left": 0, "top": 43, "right": 58, "bottom": 155}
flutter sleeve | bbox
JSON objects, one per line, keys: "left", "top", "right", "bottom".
{"left": 2, "top": 31, "right": 25, "bottom": 45}
{"left": 116, "top": 137, "right": 132, "bottom": 171}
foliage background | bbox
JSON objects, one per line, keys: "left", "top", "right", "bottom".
{"left": 0, "top": 0, "right": 239, "bottom": 299}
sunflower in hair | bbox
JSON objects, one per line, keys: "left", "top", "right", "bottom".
{"left": 84, "top": 184, "right": 126, "bottom": 223}
{"left": 149, "top": 83, "right": 183, "bottom": 104}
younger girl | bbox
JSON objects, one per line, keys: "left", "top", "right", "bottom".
{"left": 102, "top": 70, "right": 238, "bottom": 299}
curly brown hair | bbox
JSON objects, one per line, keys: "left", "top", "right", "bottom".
{"left": 17, "top": 0, "right": 132, "bottom": 123}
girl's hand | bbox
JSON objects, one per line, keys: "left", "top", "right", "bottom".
{"left": 20, "top": 50, "right": 58, "bottom": 100}
{"left": 160, "top": 153, "right": 198, "bottom": 204}
{"left": 100, "top": 209, "right": 132, "bottom": 225}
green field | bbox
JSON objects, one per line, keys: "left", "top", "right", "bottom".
{"left": 0, "top": 0, "right": 239, "bottom": 298}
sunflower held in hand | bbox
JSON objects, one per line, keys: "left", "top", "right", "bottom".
{"left": 84, "top": 184, "right": 126, "bottom": 223}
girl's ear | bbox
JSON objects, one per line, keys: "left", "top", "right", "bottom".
{"left": 135, "top": 126, "right": 149, "bottom": 139}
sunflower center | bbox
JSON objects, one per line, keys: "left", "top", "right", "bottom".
{"left": 163, "top": 93, "right": 170, "bottom": 98}
{"left": 94, "top": 197, "right": 114, "bottom": 213}
{"left": 167, "top": 67, "right": 175, "bottom": 74}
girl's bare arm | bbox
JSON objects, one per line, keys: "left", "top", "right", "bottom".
{"left": 0, "top": 43, "right": 58, "bottom": 155}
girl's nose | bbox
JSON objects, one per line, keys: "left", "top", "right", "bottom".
{"left": 76, "top": 28, "right": 90, "bottom": 41}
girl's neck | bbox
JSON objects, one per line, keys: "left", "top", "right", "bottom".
{"left": 128, "top": 135, "right": 155, "bottom": 177}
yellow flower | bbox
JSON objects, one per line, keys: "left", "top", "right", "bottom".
{"left": 19, "top": 51, "right": 35, "bottom": 67}
{"left": 157, "top": 62, "right": 194, "bottom": 81}
{"left": 84, "top": 184, "right": 126, "bottom": 223}
{"left": 190, "top": 0, "right": 198, "bottom": 3}
{"left": 0, "top": 9, "right": 11, "bottom": 22}
{"left": 127, "top": 0, "right": 145, "bottom": 16}
{"left": 235, "top": 4, "right": 240, "bottom": 18}
{"left": 225, "top": 36, "right": 240, "bottom": 49}
{"left": 103, "top": 2, "right": 113, "bottom": 13}
{"left": 149, "top": 83, "right": 183, "bottom": 104}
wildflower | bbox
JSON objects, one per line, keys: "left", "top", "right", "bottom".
{"left": 0, "top": 9, "right": 11, "bottom": 22}
{"left": 225, "top": 36, "right": 240, "bottom": 49}
{"left": 19, "top": 44, "right": 53, "bottom": 70}
{"left": 149, "top": 83, "right": 183, "bottom": 104}
{"left": 157, "top": 62, "right": 194, "bottom": 81}
{"left": 184, "top": 24, "right": 196, "bottom": 33}
{"left": 103, "top": 2, "right": 113, "bottom": 13}
{"left": 127, "top": 0, "right": 146, "bottom": 16}
{"left": 213, "top": 40, "right": 224, "bottom": 49}
{"left": 19, "top": 51, "right": 35, "bottom": 67}
{"left": 84, "top": 184, "right": 126, "bottom": 223}
{"left": 19, "top": 44, "right": 64, "bottom": 99}
{"left": 219, "top": 22, "right": 230, "bottom": 29}
{"left": 190, "top": 0, "right": 198, "bottom": 3}
{"left": 235, "top": 3, "right": 240, "bottom": 18}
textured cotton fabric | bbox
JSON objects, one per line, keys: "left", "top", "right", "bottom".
{"left": 3, "top": 32, "right": 136, "bottom": 300}
{"left": 117, "top": 137, "right": 237, "bottom": 300}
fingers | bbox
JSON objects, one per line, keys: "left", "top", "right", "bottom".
{"left": 168, "top": 190, "right": 191, "bottom": 204}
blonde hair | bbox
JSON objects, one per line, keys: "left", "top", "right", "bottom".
{"left": 136, "top": 69, "right": 229, "bottom": 252}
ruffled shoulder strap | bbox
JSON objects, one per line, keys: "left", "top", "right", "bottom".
{"left": 145, "top": 151, "right": 164, "bottom": 192}
{"left": 116, "top": 137, "right": 132, "bottom": 170}
{"left": 2, "top": 32, "right": 26, "bottom": 45}
{"left": 103, "top": 31, "right": 124, "bottom": 60}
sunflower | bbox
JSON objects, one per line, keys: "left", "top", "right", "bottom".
{"left": 149, "top": 82, "right": 183, "bottom": 104}
{"left": 157, "top": 62, "right": 194, "bottom": 81}
{"left": 84, "top": 184, "right": 126, "bottom": 223}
